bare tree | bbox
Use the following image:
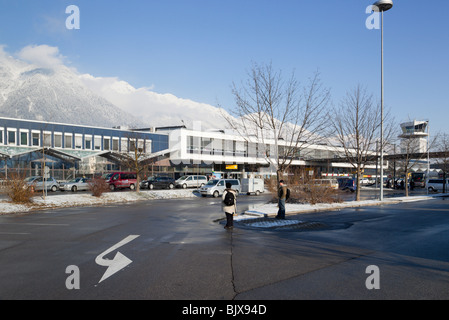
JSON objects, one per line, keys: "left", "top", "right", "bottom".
{"left": 329, "top": 85, "right": 395, "bottom": 201}
{"left": 118, "top": 134, "right": 149, "bottom": 192}
{"left": 434, "top": 132, "right": 449, "bottom": 174}
{"left": 433, "top": 132, "right": 449, "bottom": 192}
{"left": 396, "top": 126, "right": 436, "bottom": 196}
{"left": 222, "top": 62, "right": 330, "bottom": 182}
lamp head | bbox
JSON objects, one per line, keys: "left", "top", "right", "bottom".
{"left": 373, "top": 0, "right": 393, "bottom": 12}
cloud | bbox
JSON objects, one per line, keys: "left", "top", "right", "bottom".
{"left": 79, "top": 73, "right": 231, "bottom": 129}
{"left": 16, "top": 45, "right": 67, "bottom": 68}
{"left": 2, "top": 43, "right": 231, "bottom": 129}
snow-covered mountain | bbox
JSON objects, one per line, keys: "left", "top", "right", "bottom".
{"left": 0, "top": 53, "right": 144, "bottom": 128}
{"left": 0, "top": 47, "right": 232, "bottom": 130}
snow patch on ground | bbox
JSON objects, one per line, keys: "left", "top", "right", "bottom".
{"left": 0, "top": 189, "right": 199, "bottom": 214}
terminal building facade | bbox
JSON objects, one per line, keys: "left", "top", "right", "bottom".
{"left": 0, "top": 116, "right": 381, "bottom": 180}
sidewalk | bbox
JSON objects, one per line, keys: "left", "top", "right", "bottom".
{"left": 237, "top": 193, "right": 448, "bottom": 222}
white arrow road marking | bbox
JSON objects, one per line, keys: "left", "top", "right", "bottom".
{"left": 95, "top": 235, "right": 140, "bottom": 284}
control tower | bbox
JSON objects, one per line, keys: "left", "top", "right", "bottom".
{"left": 398, "top": 120, "right": 429, "bottom": 153}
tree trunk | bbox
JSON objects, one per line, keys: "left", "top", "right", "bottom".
{"left": 404, "top": 169, "right": 409, "bottom": 197}
{"left": 356, "top": 166, "right": 361, "bottom": 201}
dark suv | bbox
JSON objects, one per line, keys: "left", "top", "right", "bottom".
{"left": 141, "top": 176, "right": 175, "bottom": 190}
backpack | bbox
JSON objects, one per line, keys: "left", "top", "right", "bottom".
{"left": 286, "top": 188, "right": 290, "bottom": 200}
{"left": 223, "top": 190, "right": 235, "bottom": 206}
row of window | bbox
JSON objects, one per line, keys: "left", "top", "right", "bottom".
{"left": 0, "top": 128, "right": 152, "bottom": 153}
{"left": 185, "top": 136, "right": 342, "bottom": 159}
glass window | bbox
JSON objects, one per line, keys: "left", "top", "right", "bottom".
{"left": 129, "top": 139, "right": 137, "bottom": 152}
{"left": 213, "top": 139, "right": 223, "bottom": 156}
{"left": 20, "top": 131, "right": 28, "bottom": 146}
{"left": 104, "top": 137, "right": 110, "bottom": 151}
{"left": 0, "top": 129, "right": 3, "bottom": 144}
{"left": 121, "top": 138, "right": 128, "bottom": 152}
{"left": 7, "top": 130, "right": 16, "bottom": 145}
{"left": 32, "top": 132, "right": 40, "bottom": 146}
{"left": 43, "top": 132, "right": 52, "bottom": 147}
{"left": 75, "top": 135, "right": 82, "bottom": 149}
{"left": 85, "top": 135, "right": 92, "bottom": 150}
{"left": 65, "top": 134, "right": 72, "bottom": 148}
{"left": 224, "top": 140, "right": 234, "bottom": 156}
{"left": 54, "top": 133, "right": 62, "bottom": 148}
{"left": 94, "top": 136, "right": 101, "bottom": 150}
{"left": 112, "top": 138, "right": 119, "bottom": 151}
{"left": 145, "top": 140, "right": 152, "bottom": 154}
{"left": 201, "top": 137, "right": 212, "bottom": 155}
{"left": 235, "top": 140, "right": 245, "bottom": 157}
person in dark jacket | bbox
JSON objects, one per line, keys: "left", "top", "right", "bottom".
{"left": 276, "top": 180, "right": 287, "bottom": 219}
{"left": 222, "top": 182, "right": 237, "bottom": 229}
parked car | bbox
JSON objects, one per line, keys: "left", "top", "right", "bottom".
{"left": 200, "top": 179, "right": 241, "bottom": 197}
{"left": 427, "top": 178, "right": 449, "bottom": 193}
{"left": 60, "top": 177, "right": 91, "bottom": 192}
{"left": 311, "top": 179, "right": 339, "bottom": 190}
{"left": 340, "top": 179, "right": 356, "bottom": 192}
{"left": 107, "top": 172, "right": 137, "bottom": 191}
{"left": 175, "top": 175, "right": 208, "bottom": 189}
{"left": 25, "top": 176, "right": 60, "bottom": 192}
{"left": 141, "top": 176, "right": 175, "bottom": 190}
{"left": 360, "top": 178, "right": 375, "bottom": 186}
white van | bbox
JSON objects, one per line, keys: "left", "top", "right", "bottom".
{"left": 312, "top": 179, "right": 339, "bottom": 190}
{"left": 427, "top": 178, "right": 449, "bottom": 192}
{"left": 200, "top": 179, "right": 241, "bottom": 197}
{"left": 241, "top": 178, "right": 264, "bottom": 196}
{"left": 175, "top": 175, "right": 208, "bottom": 189}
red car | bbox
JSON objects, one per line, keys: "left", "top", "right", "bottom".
{"left": 107, "top": 172, "right": 137, "bottom": 191}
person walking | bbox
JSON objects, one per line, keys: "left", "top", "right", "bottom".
{"left": 222, "top": 182, "right": 237, "bottom": 229}
{"left": 276, "top": 180, "right": 288, "bottom": 219}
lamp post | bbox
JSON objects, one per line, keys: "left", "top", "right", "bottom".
{"left": 373, "top": 0, "right": 393, "bottom": 201}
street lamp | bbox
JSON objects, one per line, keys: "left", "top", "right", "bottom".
{"left": 373, "top": 0, "right": 393, "bottom": 201}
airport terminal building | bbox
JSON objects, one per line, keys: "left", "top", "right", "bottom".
{"left": 0, "top": 116, "right": 381, "bottom": 180}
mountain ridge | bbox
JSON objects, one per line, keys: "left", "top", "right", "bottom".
{"left": 0, "top": 53, "right": 145, "bottom": 128}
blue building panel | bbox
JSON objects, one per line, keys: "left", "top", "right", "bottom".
{"left": 0, "top": 117, "right": 169, "bottom": 154}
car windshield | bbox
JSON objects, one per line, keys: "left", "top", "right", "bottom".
{"left": 178, "top": 176, "right": 188, "bottom": 180}
{"left": 206, "top": 179, "right": 219, "bottom": 186}
{"left": 24, "top": 177, "right": 38, "bottom": 182}
{"left": 68, "top": 178, "right": 82, "bottom": 183}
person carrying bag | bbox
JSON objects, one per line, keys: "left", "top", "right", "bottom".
{"left": 222, "top": 182, "right": 237, "bottom": 229}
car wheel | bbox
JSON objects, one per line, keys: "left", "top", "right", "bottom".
{"left": 149, "top": 184, "right": 154, "bottom": 190}
{"left": 130, "top": 184, "right": 135, "bottom": 190}
{"left": 182, "top": 184, "right": 187, "bottom": 189}
{"left": 255, "top": 190, "right": 260, "bottom": 196}
{"left": 213, "top": 191, "right": 219, "bottom": 198}
{"left": 168, "top": 183, "right": 174, "bottom": 189}
{"left": 72, "top": 186, "right": 78, "bottom": 192}
{"left": 51, "top": 185, "right": 57, "bottom": 192}
{"left": 109, "top": 184, "right": 116, "bottom": 191}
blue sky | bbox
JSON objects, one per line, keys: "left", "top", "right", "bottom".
{"left": 0, "top": 0, "right": 448, "bottom": 135}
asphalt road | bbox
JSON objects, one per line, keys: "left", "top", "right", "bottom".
{"left": 0, "top": 193, "right": 449, "bottom": 302}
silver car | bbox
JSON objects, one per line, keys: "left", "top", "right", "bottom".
{"left": 60, "top": 178, "right": 91, "bottom": 192}
{"left": 175, "top": 175, "right": 208, "bottom": 189}
{"left": 25, "top": 176, "right": 60, "bottom": 192}
{"left": 200, "top": 179, "right": 241, "bottom": 197}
